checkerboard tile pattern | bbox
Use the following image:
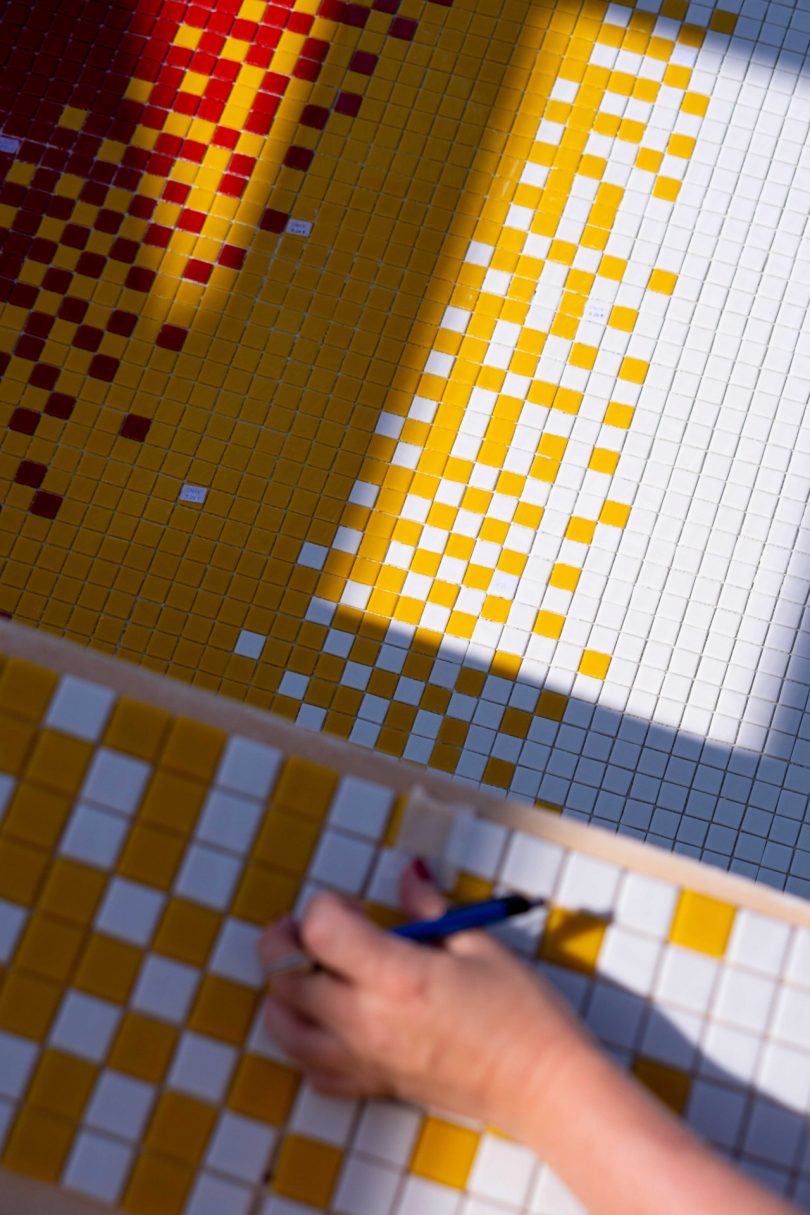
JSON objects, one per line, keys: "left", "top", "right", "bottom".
{"left": 2, "top": 626, "right": 810, "bottom": 1213}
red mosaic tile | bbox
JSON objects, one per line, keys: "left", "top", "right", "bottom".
{"left": 177, "top": 209, "right": 206, "bottom": 233}
{"left": 120, "top": 414, "right": 152, "bottom": 442}
{"left": 29, "top": 490, "right": 62, "bottom": 520}
{"left": 9, "top": 409, "right": 40, "bottom": 436}
{"left": 218, "top": 245, "right": 246, "bottom": 270}
{"left": 184, "top": 259, "right": 213, "bottom": 283}
{"left": 288, "top": 10, "right": 314, "bottom": 33}
{"left": 219, "top": 173, "right": 248, "bottom": 197}
{"left": 14, "top": 461, "right": 47, "bottom": 489}
{"left": 229, "top": 153, "right": 254, "bottom": 176}
{"left": 163, "top": 180, "right": 191, "bottom": 205}
{"left": 212, "top": 125, "right": 240, "bottom": 149}
{"left": 335, "top": 91, "right": 363, "bottom": 117}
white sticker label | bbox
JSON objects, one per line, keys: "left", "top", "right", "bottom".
{"left": 585, "top": 302, "right": 609, "bottom": 323}
{"left": 180, "top": 484, "right": 207, "bottom": 504}
{"left": 287, "top": 219, "right": 312, "bottom": 236}
{"left": 0, "top": 135, "right": 21, "bottom": 154}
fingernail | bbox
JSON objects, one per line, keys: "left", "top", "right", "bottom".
{"left": 413, "top": 857, "right": 434, "bottom": 882}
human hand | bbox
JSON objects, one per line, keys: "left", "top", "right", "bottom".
{"left": 257, "top": 861, "right": 593, "bottom": 1135}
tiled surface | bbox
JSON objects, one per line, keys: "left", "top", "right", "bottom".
{"left": 3, "top": 633, "right": 810, "bottom": 1213}
{"left": 3, "top": 0, "right": 810, "bottom": 887}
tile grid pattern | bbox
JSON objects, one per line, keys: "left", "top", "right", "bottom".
{"left": 3, "top": 643, "right": 810, "bottom": 1213}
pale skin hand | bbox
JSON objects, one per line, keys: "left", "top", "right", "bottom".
{"left": 258, "top": 862, "right": 798, "bottom": 1215}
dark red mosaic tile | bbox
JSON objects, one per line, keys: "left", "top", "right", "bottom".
{"left": 44, "top": 392, "right": 75, "bottom": 420}
{"left": 9, "top": 408, "right": 40, "bottom": 435}
{"left": 88, "top": 354, "right": 119, "bottom": 381}
{"left": 301, "top": 37, "right": 329, "bottom": 60}
{"left": 28, "top": 363, "right": 59, "bottom": 390}
{"left": 29, "top": 490, "right": 62, "bottom": 519}
{"left": 95, "top": 208, "right": 125, "bottom": 234}
{"left": 75, "top": 251, "right": 105, "bottom": 278}
{"left": 29, "top": 238, "right": 58, "bottom": 264}
{"left": 58, "top": 296, "right": 89, "bottom": 323}
{"left": 300, "top": 104, "right": 329, "bottom": 130}
{"left": 41, "top": 268, "right": 73, "bottom": 295}
{"left": 119, "top": 413, "right": 152, "bottom": 442}
{"left": 342, "top": 4, "right": 369, "bottom": 26}
{"left": 334, "top": 91, "right": 362, "bottom": 117}
{"left": 15, "top": 334, "right": 46, "bottom": 361}
{"left": 145, "top": 223, "right": 172, "bottom": 248}
{"left": 156, "top": 324, "right": 187, "bottom": 351}
{"left": 390, "top": 15, "right": 417, "bottom": 38}
{"left": 348, "top": 50, "right": 377, "bottom": 75}
{"left": 284, "top": 145, "right": 313, "bottom": 171}
{"left": 110, "top": 237, "right": 139, "bottom": 264}
{"left": 9, "top": 283, "right": 38, "bottom": 309}
{"left": 73, "top": 325, "right": 104, "bottom": 352}
{"left": 260, "top": 208, "right": 288, "bottom": 233}
{"left": 125, "top": 266, "right": 156, "bottom": 292}
{"left": 62, "top": 223, "right": 91, "bottom": 249}
{"left": 25, "top": 313, "right": 54, "bottom": 338}
{"left": 107, "top": 310, "right": 138, "bottom": 338}
{"left": 15, "top": 460, "right": 47, "bottom": 489}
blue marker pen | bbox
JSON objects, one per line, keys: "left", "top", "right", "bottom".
{"left": 264, "top": 894, "right": 545, "bottom": 975}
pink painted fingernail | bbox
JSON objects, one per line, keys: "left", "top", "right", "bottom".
{"left": 413, "top": 857, "right": 434, "bottom": 882}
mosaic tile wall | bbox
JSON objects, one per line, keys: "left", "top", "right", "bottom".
{"left": 3, "top": 626, "right": 810, "bottom": 1215}
{"left": 2, "top": 0, "right": 810, "bottom": 894}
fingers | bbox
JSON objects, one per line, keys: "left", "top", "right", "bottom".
{"left": 400, "top": 858, "right": 448, "bottom": 920}
{"left": 400, "top": 859, "right": 497, "bottom": 959}
{"left": 263, "top": 994, "right": 349, "bottom": 1075}
{"left": 298, "top": 892, "right": 421, "bottom": 988}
